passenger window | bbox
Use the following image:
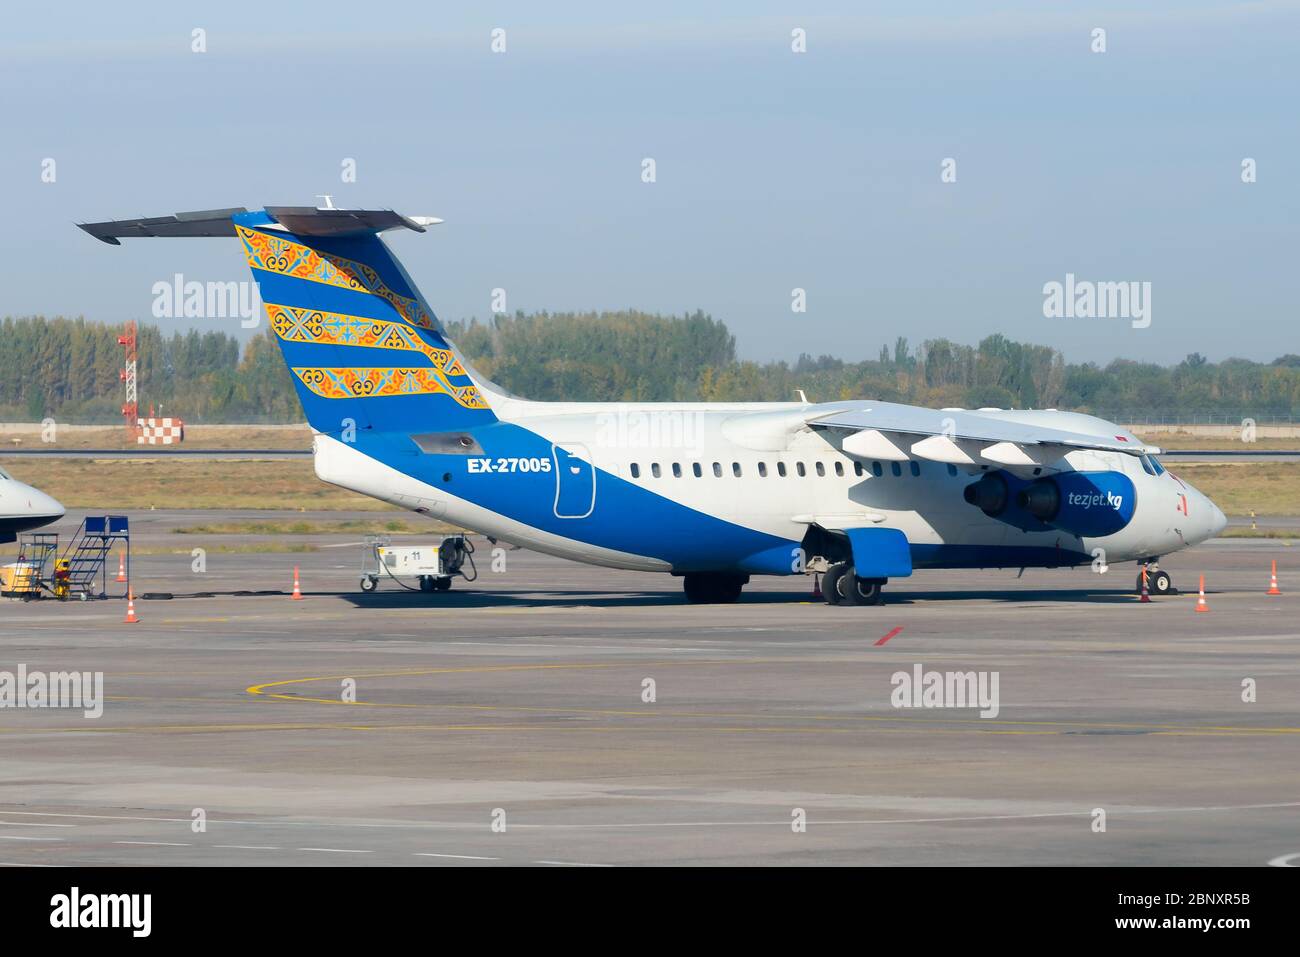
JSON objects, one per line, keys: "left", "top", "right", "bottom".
{"left": 815, "top": 462, "right": 826, "bottom": 477}
{"left": 872, "top": 462, "right": 883, "bottom": 477}
{"left": 651, "top": 463, "right": 661, "bottom": 478}
{"left": 732, "top": 462, "right": 743, "bottom": 477}
{"left": 854, "top": 462, "right": 863, "bottom": 476}
{"left": 909, "top": 461, "right": 920, "bottom": 477}
{"left": 672, "top": 463, "right": 682, "bottom": 478}
{"left": 834, "top": 462, "right": 845, "bottom": 477}
{"left": 891, "top": 462, "right": 902, "bottom": 477}
{"left": 692, "top": 462, "right": 702, "bottom": 478}
{"left": 630, "top": 463, "right": 640, "bottom": 479}
{"left": 758, "top": 462, "right": 768, "bottom": 477}
{"left": 777, "top": 462, "right": 787, "bottom": 477}
{"left": 712, "top": 462, "right": 722, "bottom": 477}
{"left": 947, "top": 464, "right": 958, "bottom": 477}
{"left": 796, "top": 462, "right": 806, "bottom": 477}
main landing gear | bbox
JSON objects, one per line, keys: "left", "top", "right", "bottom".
{"left": 822, "top": 562, "right": 885, "bottom": 606}
{"left": 1136, "top": 561, "right": 1175, "bottom": 596}
{"left": 682, "top": 572, "right": 748, "bottom": 604}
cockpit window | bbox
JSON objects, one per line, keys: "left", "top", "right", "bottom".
{"left": 1138, "top": 454, "right": 1165, "bottom": 477}
{"left": 0, "top": 467, "right": 9, "bottom": 480}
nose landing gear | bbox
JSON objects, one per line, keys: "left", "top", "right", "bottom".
{"left": 1137, "top": 561, "right": 1175, "bottom": 596}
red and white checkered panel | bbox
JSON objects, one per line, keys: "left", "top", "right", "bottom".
{"left": 136, "top": 418, "right": 185, "bottom": 445}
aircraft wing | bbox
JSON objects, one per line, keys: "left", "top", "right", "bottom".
{"left": 803, "top": 400, "right": 1152, "bottom": 468}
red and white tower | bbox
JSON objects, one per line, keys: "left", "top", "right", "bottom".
{"left": 117, "top": 320, "right": 139, "bottom": 440}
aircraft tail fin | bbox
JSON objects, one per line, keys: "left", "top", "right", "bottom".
{"left": 79, "top": 206, "right": 497, "bottom": 437}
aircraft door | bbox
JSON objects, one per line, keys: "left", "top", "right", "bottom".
{"left": 553, "top": 442, "right": 596, "bottom": 519}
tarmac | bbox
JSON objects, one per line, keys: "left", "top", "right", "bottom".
{"left": 0, "top": 510, "right": 1296, "bottom": 866}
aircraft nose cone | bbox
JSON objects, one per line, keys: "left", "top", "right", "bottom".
{"left": 1209, "top": 501, "right": 1227, "bottom": 537}
{"left": 31, "top": 488, "right": 64, "bottom": 520}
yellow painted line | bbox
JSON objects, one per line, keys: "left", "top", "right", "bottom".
{"left": 0, "top": 718, "right": 1288, "bottom": 737}
{"left": 244, "top": 661, "right": 1300, "bottom": 736}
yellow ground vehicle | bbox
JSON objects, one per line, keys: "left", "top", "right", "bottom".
{"left": 52, "top": 558, "right": 72, "bottom": 600}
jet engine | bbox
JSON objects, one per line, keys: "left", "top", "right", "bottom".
{"left": 965, "top": 470, "right": 1136, "bottom": 537}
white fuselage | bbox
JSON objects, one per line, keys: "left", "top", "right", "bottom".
{"left": 313, "top": 399, "right": 1226, "bottom": 575}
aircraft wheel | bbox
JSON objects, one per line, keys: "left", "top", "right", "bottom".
{"left": 716, "top": 576, "right": 744, "bottom": 603}
{"left": 1136, "top": 568, "right": 1173, "bottom": 595}
{"left": 839, "top": 567, "right": 884, "bottom": 606}
{"left": 360, "top": 576, "right": 378, "bottom": 593}
{"left": 683, "top": 573, "right": 745, "bottom": 604}
{"left": 822, "top": 562, "right": 847, "bottom": 605}
{"left": 435, "top": 577, "right": 452, "bottom": 592}
{"left": 419, "top": 576, "right": 436, "bottom": 593}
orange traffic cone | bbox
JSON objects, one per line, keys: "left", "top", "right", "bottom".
{"left": 124, "top": 589, "right": 140, "bottom": 624}
{"left": 1267, "top": 560, "right": 1282, "bottom": 596}
{"left": 1195, "top": 574, "right": 1210, "bottom": 613}
{"left": 292, "top": 566, "right": 303, "bottom": 601}
{"left": 115, "top": 550, "right": 127, "bottom": 583}
{"left": 1139, "top": 566, "right": 1151, "bottom": 603}
{"left": 812, "top": 573, "right": 823, "bottom": 600}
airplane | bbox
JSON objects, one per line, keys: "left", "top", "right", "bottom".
{"left": 79, "top": 205, "right": 1227, "bottom": 605}
{"left": 0, "top": 465, "right": 66, "bottom": 544}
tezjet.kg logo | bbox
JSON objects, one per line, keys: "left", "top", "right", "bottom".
{"left": 1067, "top": 490, "right": 1124, "bottom": 511}
{"left": 1042, "top": 272, "right": 1151, "bottom": 329}
{"left": 0, "top": 665, "right": 103, "bottom": 719}
{"left": 890, "top": 664, "right": 1000, "bottom": 718}
{"left": 50, "top": 888, "right": 151, "bottom": 938}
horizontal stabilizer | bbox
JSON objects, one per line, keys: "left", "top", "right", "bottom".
{"left": 79, "top": 206, "right": 439, "bottom": 245}
{"left": 78, "top": 208, "right": 248, "bottom": 244}
{"left": 264, "top": 207, "right": 439, "bottom": 237}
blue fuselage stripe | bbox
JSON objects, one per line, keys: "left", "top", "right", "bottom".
{"left": 355, "top": 427, "right": 1092, "bottom": 574}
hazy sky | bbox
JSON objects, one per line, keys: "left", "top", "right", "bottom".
{"left": 2, "top": 1, "right": 1296, "bottom": 365}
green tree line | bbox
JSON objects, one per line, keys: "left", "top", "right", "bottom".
{"left": 3, "top": 312, "right": 1299, "bottom": 422}
{"left": 0, "top": 316, "right": 298, "bottom": 422}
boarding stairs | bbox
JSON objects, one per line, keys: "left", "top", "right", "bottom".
{"left": 58, "top": 515, "right": 131, "bottom": 599}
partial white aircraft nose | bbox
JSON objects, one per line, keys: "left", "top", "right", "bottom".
{"left": 1184, "top": 486, "right": 1227, "bottom": 544}
{"left": 1209, "top": 501, "right": 1227, "bottom": 537}
{"left": 26, "top": 485, "right": 65, "bottom": 520}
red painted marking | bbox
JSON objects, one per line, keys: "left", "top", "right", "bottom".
{"left": 874, "top": 626, "right": 903, "bottom": 647}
